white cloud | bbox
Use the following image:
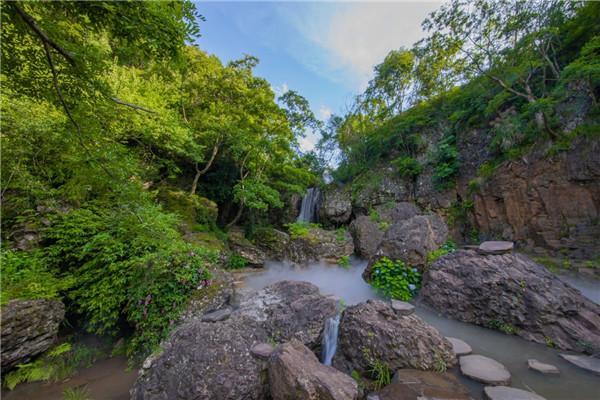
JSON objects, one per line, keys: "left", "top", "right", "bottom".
{"left": 285, "top": 2, "right": 441, "bottom": 90}
{"left": 318, "top": 105, "right": 332, "bottom": 121}
{"left": 273, "top": 82, "right": 289, "bottom": 97}
{"left": 298, "top": 130, "right": 319, "bottom": 152}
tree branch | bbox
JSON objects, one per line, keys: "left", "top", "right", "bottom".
{"left": 12, "top": 3, "right": 76, "bottom": 66}
{"left": 111, "top": 97, "right": 157, "bottom": 114}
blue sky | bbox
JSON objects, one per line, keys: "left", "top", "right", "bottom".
{"left": 193, "top": 1, "right": 442, "bottom": 151}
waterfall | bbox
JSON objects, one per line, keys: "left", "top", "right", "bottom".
{"left": 321, "top": 312, "right": 340, "bottom": 366}
{"left": 296, "top": 187, "right": 320, "bottom": 223}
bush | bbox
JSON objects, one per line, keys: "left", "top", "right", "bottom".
{"left": 426, "top": 240, "right": 457, "bottom": 265}
{"left": 392, "top": 156, "right": 422, "bottom": 179}
{"left": 228, "top": 254, "right": 248, "bottom": 269}
{"left": 431, "top": 135, "right": 460, "bottom": 189}
{"left": 0, "top": 249, "right": 73, "bottom": 306}
{"left": 284, "top": 221, "right": 320, "bottom": 239}
{"left": 370, "top": 257, "right": 421, "bottom": 301}
{"left": 338, "top": 255, "right": 351, "bottom": 269}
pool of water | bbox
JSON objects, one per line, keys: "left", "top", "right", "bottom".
{"left": 240, "top": 258, "right": 600, "bottom": 400}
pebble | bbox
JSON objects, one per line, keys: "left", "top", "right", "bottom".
{"left": 478, "top": 241, "right": 514, "bottom": 254}
{"left": 391, "top": 300, "right": 415, "bottom": 315}
{"left": 250, "top": 342, "right": 274, "bottom": 359}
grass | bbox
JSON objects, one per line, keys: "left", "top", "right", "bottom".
{"left": 63, "top": 386, "right": 92, "bottom": 400}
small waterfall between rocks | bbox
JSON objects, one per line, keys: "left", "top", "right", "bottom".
{"left": 297, "top": 187, "right": 320, "bottom": 223}
{"left": 321, "top": 312, "right": 340, "bottom": 366}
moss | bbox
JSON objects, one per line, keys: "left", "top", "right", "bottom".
{"left": 157, "top": 187, "right": 218, "bottom": 228}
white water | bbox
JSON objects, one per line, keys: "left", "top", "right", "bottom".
{"left": 321, "top": 313, "right": 340, "bottom": 366}
{"left": 296, "top": 187, "right": 320, "bottom": 223}
{"left": 240, "top": 258, "right": 600, "bottom": 400}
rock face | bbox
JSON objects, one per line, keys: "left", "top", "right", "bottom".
{"left": 1, "top": 299, "right": 65, "bottom": 370}
{"left": 333, "top": 300, "right": 456, "bottom": 374}
{"left": 420, "top": 250, "right": 600, "bottom": 353}
{"left": 319, "top": 186, "right": 353, "bottom": 227}
{"left": 483, "top": 386, "right": 547, "bottom": 400}
{"left": 269, "top": 340, "right": 359, "bottom": 400}
{"left": 371, "top": 369, "right": 471, "bottom": 400}
{"left": 252, "top": 227, "right": 291, "bottom": 260}
{"left": 286, "top": 227, "right": 354, "bottom": 264}
{"left": 459, "top": 355, "right": 511, "bottom": 385}
{"left": 179, "top": 269, "right": 234, "bottom": 323}
{"left": 131, "top": 281, "right": 338, "bottom": 400}
{"left": 471, "top": 136, "right": 600, "bottom": 260}
{"left": 228, "top": 228, "right": 267, "bottom": 267}
{"left": 350, "top": 216, "right": 385, "bottom": 259}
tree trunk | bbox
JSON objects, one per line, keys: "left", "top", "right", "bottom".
{"left": 225, "top": 203, "right": 244, "bottom": 229}
{"left": 189, "top": 141, "right": 220, "bottom": 195}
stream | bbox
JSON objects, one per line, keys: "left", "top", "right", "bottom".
{"left": 241, "top": 257, "right": 600, "bottom": 400}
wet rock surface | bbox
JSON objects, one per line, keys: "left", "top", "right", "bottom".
{"left": 483, "top": 386, "right": 547, "bottom": 400}
{"left": 1, "top": 299, "right": 65, "bottom": 370}
{"left": 559, "top": 354, "right": 600, "bottom": 375}
{"left": 459, "top": 354, "right": 511, "bottom": 385}
{"left": 269, "top": 340, "right": 359, "bottom": 400}
{"left": 333, "top": 300, "right": 456, "bottom": 374}
{"left": 131, "top": 281, "right": 338, "bottom": 400}
{"left": 527, "top": 359, "right": 559, "bottom": 374}
{"left": 445, "top": 337, "right": 472, "bottom": 356}
{"left": 370, "top": 369, "right": 471, "bottom": 400}
{"left": 420, "top": 250, "right": 600, "bottom": 353}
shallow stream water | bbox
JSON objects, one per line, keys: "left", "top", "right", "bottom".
{"left": 242, "top": 257, "right": 600, "bottom": 400}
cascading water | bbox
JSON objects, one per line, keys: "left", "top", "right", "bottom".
{"left": 321, "top": 311, "right": 340, "bottom": 366}
{"left": 296, "top": 187, "right": 320, "bottom": 223}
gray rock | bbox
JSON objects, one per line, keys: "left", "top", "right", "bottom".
{"left": 363, "top": 214, "right": 448, "bottom": 280}
{"left": 251, "top": 343, "right": 274, "bottom": 359}
{"left": 132, "top": 281, "right": 338, "bottom": 400}
{"left": 319, "top": 186, "right": 353, "bottom": 227}
{"left": 252, "top": 227, "right": 291, "bottom": 260}
{"left": 483, "top": 386, "right": 547, "bottom": 400}
{"left": 375, "top": 202, "right": 420, "bottom": 222}
{"left": 286, "top": 226, "right": 354, "bottom": 264}
{"left": 228, "top": 227, "right": 267, "bottom": 267}
{"left": 420, "top": 250, "right": 600, "bottom": 354}
{"left": 179, "top": 269, "right": 234, "bottom": 323}
{"left": 527, "top": 359, "right": 559, "bottom": 374}
{"left": 371, "top": 369, "right": 471, "bottom": 400}
{"left": 559, "top": 354, "right": 600, "bottom": 375}
{"left": 459, "top": 355, "right": 511, "bottom": 385}
{"left": 333, "top": 300, "right": 456, "bottom": 374}
{"left": 269, "top": 340, "right": 359, "bottom": 400}
{"left": 350, "top": 215, "right": 385, "bottom": 259}
{"left": 445, "top": 337, "right": 472, "bottom": 356}
{"left": 1, "top": 299, "right": 65, "bottom": 369}
{"left": 201, "top": 307, "right": 231, "bottom": 322}
{"left": 391, "top": 300, "right": 415, "bottom": 316}
{"left": 478, "top": 241, "right": 514, "bottom": 254}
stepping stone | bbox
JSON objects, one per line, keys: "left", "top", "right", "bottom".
{"left": 527, "top": 359, "right": 559, "bottom": 374}
{"left": 459, "top": 355, "right": 511, "bottom": 385}
{"left": 484, "top": 386, "right": 547, "bottom": 400}
{"left": 560, "top": 354, "right": 600, "bottom": 376}
{"left": 201, "top": 307, "right": 231, "bottom": 322}
{"left": 251, "top": 343, "right": 274, "bottom": 359}
{"left": 478, "top": 241, "right": 514, "bottom": 254}
{"left": 446, "top": 337, "right": 472, "bottom": 356}
{"left": 391, "top": 300, "right": 415, "bottom": 315}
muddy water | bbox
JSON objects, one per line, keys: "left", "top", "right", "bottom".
{"left": 1, "top": 356, "right": 137, "bottom": 400}
{"left": 242, "top": 257, "right": 600, "bottom": 400}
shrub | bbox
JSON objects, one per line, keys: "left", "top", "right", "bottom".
{"left": 392, "top": 156, "right": 422, "bottom": 179}
{"left": 228, "top": 254, "right": 248, "bottom": 269}
{"left": 338, "top": 255, "right": 351, "bottom": 269}
{"left": 431, "top": 134, "right": 460, "bottom": 189}
{"left": 285, "top": 221, "right": 320, "bottom": 239}
{"left": 370, "top": 257, "right": 421, "bottom": 301}
{"left": 426, "top": 240, "right": 457, "bottom": 265}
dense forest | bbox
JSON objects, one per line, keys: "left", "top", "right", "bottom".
{"left": 1, "top": 1, "right": 600, "bottom": 396}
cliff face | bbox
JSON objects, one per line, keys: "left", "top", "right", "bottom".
{"left": 468, "top": 137, "right": 599, "bottom": 259}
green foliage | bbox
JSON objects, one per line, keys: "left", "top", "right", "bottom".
{"left": 426, "top": 240, "right": 457, "bottom": 266}
{"left": 370, "top": 257, "right": 421, "bottom": 301}
{"left": 368, "top": 208, "right": 382, "bottom": 223}
{"left": 0, "top": 249, "right": 73, "bottom": 306}
{"left": 62, "top": 386, "right": 92, "bottom": 400}
{"left": 338, "top": 255, "right": 351, "bottom": 269}
{"left": 488, "top": 319, "right": 519, "bottom": 335}
{"left": 392, "top": 156, "right": 422, "bottom": 179}
{"left": 362, "top": 348, "right": 392, "bottom": 390}
{"left": 431, "top": 134, "right": 460, "bottom": 189}
{"left": 335, "top": 227, "right": 348, "bottom": 242}
{"left": 3, "top": 342, "right": 103, "bottom": 390}
{"left": 228, "top": 254, "right": 248, "bottom": 270}
{"left": 285, "top": 221, "right": 320, "bottom": 240}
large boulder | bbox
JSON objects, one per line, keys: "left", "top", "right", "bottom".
{"left": 179, "top": 269, "right": 234, "bottom": 323}
{"left": 419, "top": 250, "right": 600, "bottom": 353}
{"left": 333, "top": 300, "right": 456, "bottom": 375}
{"left": 370, "top": 369, "right": 471, "bottom": 400}
{"left": 251, "top": 227, "right": 291, "bottom": 260}
{"left": 228, "top": 227, "right": 267, "bottom": 267}
{"left": 131, "top": 281, "right": 338, "bottom": 400}
{"left": 286, "top": 227, "right": 354, "bottom": 264}
{"left": 269, "top": 340, "right": 359, "bottom": 400}
{"left": 363, "top": 213, "right": 448, "bottom": 280}
{"left": 1, "top": 299, "right": 65, "bottom": 370}
{"left": 319, "top": 186, "right": 353, "bottom": 227}
{"left": 349, "top": 216, "right": 384, "bottom": 259}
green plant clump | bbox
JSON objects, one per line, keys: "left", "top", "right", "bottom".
{"left": 338, "top": 255, "right": 351, "bottom": 269}
{"left": 370, "top": 257, "right": 421, "bottom": 301}
{"left": 426, "top": 240, "right": 457, "bottom": 266}
{"left": 285, "top": 221, "right": 320, "bottom": 239}
{"left": 228, "top": 254, "right": 248, "bottom": 269}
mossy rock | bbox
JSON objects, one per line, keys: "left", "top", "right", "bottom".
{"left": 158, "top": 187, "right": 218, "bottom": 228}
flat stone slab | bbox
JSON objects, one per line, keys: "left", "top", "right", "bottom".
{"left": 251, "top": 342, "right": 275, "bottom": 359}
{"left": 527, "top": 359, "right": 559, "bottom": 374}
{"left": 391, "top": 300, "right": 415, "bottom": 315}
{"left": 560, "top": 354, "right": 600, "bottom": 375}
{"left": 484, "top": 386, "right": 547, "bottom": 400}
{"left": 459, "top": 355, "right": 511, "bottom": 385}
{"left": 201, "top": 307, "right": 231, "bottom": 322}
{"left": 478, "top": 241, "right": 514, "bottom": 254}
{"left": 446, "top": 337, "right": 472, "bottom": 356}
